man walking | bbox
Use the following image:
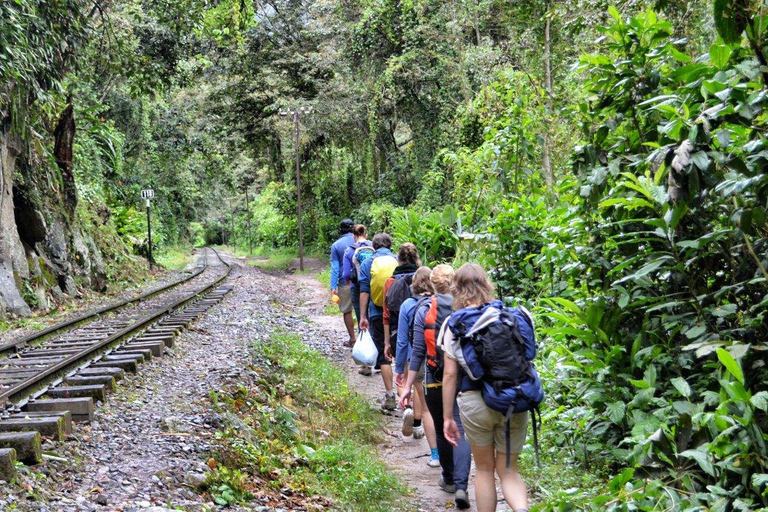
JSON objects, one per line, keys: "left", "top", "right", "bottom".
{"left": 330, "top": 219, "right": 357, "bottom": 347}
{"left": 358, "top": 233, "right": 398, "bottom": 410}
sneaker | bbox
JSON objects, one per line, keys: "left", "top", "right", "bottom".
{"left": 413, "top": 425, "right": 425, "bottom": 439}
{"left": 427, "top": 456, "right": 441, "bottom": 467}
{"left": 358, "top": 365, "right": 372, "bottom": 376}
{"left": 382, "top": 391, "right": 397, "bottom": 411}
{"left": 402, "top": 408, "right": 414, "bottom": 436}
{"left": 455, "top": 489, "right": 470, "bottom": 509}
{"left": 438, "top": 477, "right": 456, "bottom": 493}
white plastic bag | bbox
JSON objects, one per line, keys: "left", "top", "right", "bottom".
{"left": 352, "top": 329, "right": 378, "bottom": 367}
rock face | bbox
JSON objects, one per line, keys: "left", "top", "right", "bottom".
{"left": 0, "top": 114, "right": 108, "bottom": 318}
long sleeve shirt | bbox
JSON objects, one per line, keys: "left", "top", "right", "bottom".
{"left": 330, "top": 233, "right": 355, "bottom": 290}
{"left": 395, "top": 297, "right": 419, "bottom": 374}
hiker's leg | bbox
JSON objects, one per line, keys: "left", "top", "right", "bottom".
{"left": 456, "top": 391, "right": 498, "bottom": 509}
{"left": 452, "top": 400, "right": 472, "bottom": 491}
{"left": 425, "top": 386, "right": 454, "bottom": 485}
{"left": 472, "top": 443, "right": 497, "bottom": 512}
{"left": 413, "top": 377, "right": 437, "bottom": 448}
{"left": 343, "top": 311, "right": 355, "bottom": 342}
{"left": 495, "top": 453, "right": 527, "bottom": 510}
{"left": 351, "top": 286, "right": 360, "bottom": 324}
{"left": 337, "top": 285, "right": 355, "bottom": 343}
{"left": 380, "top": 363, "right": 393, "bottom": 391}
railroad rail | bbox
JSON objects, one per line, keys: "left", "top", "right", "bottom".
{"left": 0, "top": 248, "right": 233, "bottom": 478}
{"left": 0, "top": 250, "right": 210, "bottom": 357}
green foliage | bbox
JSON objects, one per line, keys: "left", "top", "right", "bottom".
{"left": 534, "top": 8, "right": 768, "bottom": 509}
{"left": 389, "top": 205, "right": 461, "bottom": 265}
{"left": 208, "top": 331, "right": 405, "bottom": 510}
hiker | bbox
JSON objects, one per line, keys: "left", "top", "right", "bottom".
{"left": 358, "top": 233, "right": 398, "bottom": 410}
{"left": 341, "top": 224, "right": 373, "bottom": 325}
{"left": 399, "top": 264, "right": 472, "bottom": 510}
{"left": 382, "top": 242, "right": 421, "bottom": 367}
{"left": 442, "top": 263, "right": 529, "bottom": 512}
{"left": 393, "top": 266, "right": 440, "bottom": 467}
{"left": 329, "top": 218, "right": 357, "bottom": 347}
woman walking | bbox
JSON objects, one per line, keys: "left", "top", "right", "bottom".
{"left": 442, "top": 263, "right": 529, "bottom": 512}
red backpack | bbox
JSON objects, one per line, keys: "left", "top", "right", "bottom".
{"left": 411, "top": 294, "right": 453, "bottom": 381}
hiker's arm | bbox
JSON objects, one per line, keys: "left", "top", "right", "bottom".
{"left": 382, "top": 281, "right": 391, "bottom": 358}
{"left": 394, "top": 306, "right": 410, "bottom": 375}
{"left": 359, "top": 292, "right": 370, "bottom": 330}
{"left": 443, "top": 355, "right": 460, "bottom": 447}
{"left": 398, "top": 363, "right": 419, "bottom": 410}
{"left": 330, "top": 247, "right": 340, "bottom": 292}
{"left": 358, "top": 261, "right": 372, "bottom": 330}
{"left": 408, "top": 306, "right": 427, "bottom": 373}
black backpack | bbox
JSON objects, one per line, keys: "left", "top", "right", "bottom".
{"left": 385, "top": 273, "right": 414, "bottom": 333}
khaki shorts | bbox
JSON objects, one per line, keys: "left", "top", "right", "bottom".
{"left": 337, "top": 285, "right": 353, "bottom": 314}
{"left": 457, "top": 390, "right": 528, "bottom": 453}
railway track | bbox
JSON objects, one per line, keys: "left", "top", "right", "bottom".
{"left": 0, "top": 248, "right": 233, "bottom": 480}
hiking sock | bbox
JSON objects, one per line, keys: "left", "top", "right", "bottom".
{"left": 413, "top": 419, "right": 422, "bottom": 428}
{"left": 430, "top": 448, "right": 439, "bottom": 459}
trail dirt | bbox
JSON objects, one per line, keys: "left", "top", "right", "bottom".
{"left": 286, "top": 258, "right": 478, "bottom": 512}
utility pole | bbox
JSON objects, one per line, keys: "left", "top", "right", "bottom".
{"left": 245, "top": 185, "right": 253, "bottom": 256}
{"left": 279, "top": 106, "right": 313, "bottom": 271}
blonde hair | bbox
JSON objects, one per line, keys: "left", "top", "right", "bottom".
{"left": 411, "top": 266, "right": 434, "bottom": 295}
{"left": 451, "top": 263, "right": 494, "bottom": 310}
{"left": 430, "top": 264, "right": 455, "bottom": 295}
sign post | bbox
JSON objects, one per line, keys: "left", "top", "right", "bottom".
{"left": 141, "top": 189, "right": 155, "bottom": 269}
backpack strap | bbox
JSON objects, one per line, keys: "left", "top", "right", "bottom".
{"left": 531, "top": 406, "right": 541, "bottom": 468}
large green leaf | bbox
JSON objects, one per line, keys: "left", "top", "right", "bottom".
{"left": 716, "top": 347, "right": 744, "bottom": 383}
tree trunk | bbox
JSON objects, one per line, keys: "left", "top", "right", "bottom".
{"left": 542, "top": 0, "right": 554, "bottom": 188}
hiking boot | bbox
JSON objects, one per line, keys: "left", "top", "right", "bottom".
{"left": 382, "top": 391, "right": 397, "bottom": 411}
{"left": 401, "top": 407, "right": 414, "bottom": 436}
{"left": 358, "top": 365, "right": 372, "bottom": 376}
{"left": 413, "top": 425, "right": 425, "bottom": 439}
{"left": 438, "top": 478, "right": 456, "bottom": 493}
{"left": 455, "top": 489, "right": 470, "bottom": 509}
{"left": 427, "top": 455, "right": 441, "bottom": 467}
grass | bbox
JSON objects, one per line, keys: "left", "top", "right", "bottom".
{"left": 205, "top": 331, "right": 407, "bottom": 511}
{"left": 155, "top": 245, "right": 194, "bottom": 270}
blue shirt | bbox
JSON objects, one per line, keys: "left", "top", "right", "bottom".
{"left": 409, "top": 301, "right": 436, "bottom": 382}
{"left": 358, "top": 247, "right": 394, "bottom": 318}
{"left": 330, "top": 233, "right": 355, "bottom": 290}
{"left": 395, "top": 296, "right": 422, "bottom": 374}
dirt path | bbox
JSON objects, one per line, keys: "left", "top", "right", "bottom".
{"left": 285, "top": 259, "right": 475, "bottom": 512}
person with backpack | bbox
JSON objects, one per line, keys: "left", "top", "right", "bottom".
{"left": 330, "top": 219, "right": 358, "bottom": 348}
{"left": 358, "top": 233, "right": 399, "bottom": 411}
{"left": 394, "top": 266, "right": 440, "bottom": 467}
{"left": 442, "top": 263, "right": 534, "bottom": 512}
{"left": 382, "top": 243, "right": 420, "bottom": 363}
{"left": 398, "top": 264, "right": 472, "bottom": 510}
{"left": 342, "top": 224, "right": 375, "bottom": 375}
{"left": 341, "top": 224, "right": 373, "bottom": 325}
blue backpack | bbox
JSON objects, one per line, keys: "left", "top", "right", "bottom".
{"left": 448, "top": 300, "right": 543, "bottom": 467}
